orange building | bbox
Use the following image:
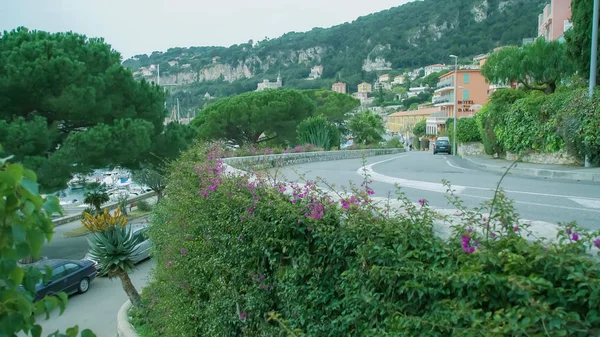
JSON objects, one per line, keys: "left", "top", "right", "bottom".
{"left": 432, "top": 69, "right": 490, "bottom": 119}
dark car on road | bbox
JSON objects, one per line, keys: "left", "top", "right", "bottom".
{"left": 30, "top": 259, "right": 97, "bottom": 301}
{"left": 433, "top": 139, "right": 451, "bottom": 155}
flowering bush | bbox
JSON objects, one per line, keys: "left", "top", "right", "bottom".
{"left": 134, "top": 143, "right": 600, "bottom": 337}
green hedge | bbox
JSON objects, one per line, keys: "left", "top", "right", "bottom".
{"left": 476, "top": 87, "right": 600, "bottom": 163}
{"left": 134, "top": 143, "right": 600, "bottom": 337}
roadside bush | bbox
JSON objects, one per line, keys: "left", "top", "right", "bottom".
{"left": 413, "top": 119, "right": 426, "bottom": 137}
{"left": 296, "top": 115, "right": 340, "bottom": 151}
{"left": 135, "top": 142, "right": 600, "bottom": 337}
{"left": 384, "top": 137, "right": 404, "bottom": 148}
{"left": 136, "top": 200, "right": 152, "bottom": 212}
{"left": 456, "top": 117, "right": 481, "bottom": 143}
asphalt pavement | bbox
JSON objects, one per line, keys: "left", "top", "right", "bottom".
{"left": 22, "top": 260, "right": 153, "bottom": 337}
{"left": 277, "top": 151, "right": 600, "bottom": 230}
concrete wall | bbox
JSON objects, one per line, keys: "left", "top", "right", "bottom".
{"left": 222, "top": 148, "right": 405, "bottom": 171}
{"left": 506, "top": 149, "right": 579, "bottom": 166}
{"left": 457, "top": 142, "right": 485, "bottom": 157}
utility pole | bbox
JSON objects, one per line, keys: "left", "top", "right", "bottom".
{"left": 176, "top": 98, "right": 180, "bottom": 122}
{"left": 586, "top": 0, "right": 599, "bottom": 168}
{"left": 450, "top": 55, "right": 458, "bottom": 156}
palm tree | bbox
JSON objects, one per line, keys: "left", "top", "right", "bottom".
{"left": 348, "top": 110, "right": 386, "bottom": 145}
{"left": 83, "top": 207, "right": 142, "bottom": 306}
{"left": 84, "top": 185, "right": 110, "bottom": 214}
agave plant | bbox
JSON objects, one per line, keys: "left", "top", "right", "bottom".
{"left": 83, "top": 207, "right": 142, "bottom": 306}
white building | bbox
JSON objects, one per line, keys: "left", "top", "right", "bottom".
{"left": 256, "top": 73, "right": 283, "bottom": 91}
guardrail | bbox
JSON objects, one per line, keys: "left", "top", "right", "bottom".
{"left": 53, "top": 191, "right": 157, "bottom": 227}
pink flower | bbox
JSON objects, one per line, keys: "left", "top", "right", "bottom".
{"left": 180, "top": 248, "right": 187, "bottom": 256}
{"left": 240, "top": 312, "right": 247, "bottom": 320}
{"left": 572, "top": 233, "right": 579, "bottom": 241}
{"left": 566, "top": 227, "right": 573, "bottom": 235}
{"left": 418, "top": 199, "right": 427, "bottom": 206}
{"left": 513, "top": 226, "right": 519, "bottom": 232}
{"left": 594, "top": 238, "right": 600, "bottom": 248}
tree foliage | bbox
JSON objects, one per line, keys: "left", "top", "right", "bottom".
{"left": 191, "top": 89, "right": 315, "bottom": 145}
{"left": 413, "top": 119, "right": 427, "bottom": 137}
{"left": 481, "top": 38, "right": 573, "bottom": 93}
{"left": 301, "top": 89, "right": 360, "bottom": 123}
{"left": 565, "top": 0, "right": 598, "bottom": 84}
{"left": 0, "top": 148, "right": 96, "bottom": 337}
{"left": 132, "top": 167, "right": 166, "bottom": 200}
{"left": 348, "top": 111, "right": 385, "bottom": 145}
{"left": 0, "top": 28, "right": 167, "bottom": 191}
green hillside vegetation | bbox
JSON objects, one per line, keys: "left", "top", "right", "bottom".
{"left": 123, "top": 0, "right": 548, "bottom": 111}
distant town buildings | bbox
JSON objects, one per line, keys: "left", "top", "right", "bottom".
{"left": 387, "top": 107, "right": 441, "bottom": 134}
{"left": 256, "top": 73, "right": 282, "bottom": 91}
{"left": 357, "top": 82, "right": 372, "bottom": 93}
{"left": 331, "top": 82, "right": 347, "bottom": 94}
{"left": 378, "top": 74, "right": 390, "bottom": 82}
{"left": 538, "top": 0, "right": 572, "bottom": 41}
{"left": 424, "top": 64, "right": 445, "bottom": 76}
{"left": 374, "top": 80, "right": 392, "bottom": 91}
{"left": 309, "top": 66, "right": 324, "bottom": 79}
{"left": 168, "top": 60, "right": 178, "bottom": 67}
{"left": 407, "top": 86, "right": 429, "bottom": 98}
{"left": 392, "top": 75, "right": 406, "bottom": 85}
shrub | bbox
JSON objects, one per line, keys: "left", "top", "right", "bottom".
{"left": 136, "top": 143, "right": 600, "bottom": 337}
{"left": 413, "top": 119, "right": 426, "bottom": 137}
{"left": 384, "top": 137, "right": 404, "bottom": 148}
{"left": 296, "top": 115, "right": 340, "bottom": 150}
{"left": 456, "top": 117, "right": 481, "bottom": 143}
{"left": 0, "top": 149, "right": 96, "bottom": 337}
{"left": 137, "top": 200, "right": 152, "bottom": 212}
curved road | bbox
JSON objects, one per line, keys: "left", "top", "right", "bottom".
{"left": 278, "top": 152, "right": 600, "bottom": 230}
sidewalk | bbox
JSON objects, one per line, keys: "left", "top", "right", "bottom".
{"left": 463, "top": 155, "right": 600, "bottom": 183}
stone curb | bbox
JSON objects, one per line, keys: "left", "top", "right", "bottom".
{"left": 463, "top": 157, "right": 600, "bottom": 183}
{"left": 52, "top": 191, "right": 157, "bottom": 227}
{"left": 117, "top": 300, "right": 138, "bottom": 337}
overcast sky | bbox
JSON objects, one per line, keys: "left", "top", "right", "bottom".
{"left": 1, "top": 0, "right": 414, "bottom": 59}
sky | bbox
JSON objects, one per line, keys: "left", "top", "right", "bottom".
{"left": 1, "top": 0, "right": 415, "bottom": 59}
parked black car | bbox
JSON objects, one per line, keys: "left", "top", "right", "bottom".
{"left": 30, "top": 259, "right": 97, "bottom": 301}
{"left": 433, "top": 139, "right": 451, "bottom": 155}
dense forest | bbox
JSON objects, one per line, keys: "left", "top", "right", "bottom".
{"left": 123, "top": 0, "right": 548, "bottom": 112}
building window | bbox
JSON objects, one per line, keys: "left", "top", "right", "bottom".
{"left": 463, "top": 73, "right": 470, "bottom": 84}
{"left": 463, "top": 90, "right": 470, "bottom": 100}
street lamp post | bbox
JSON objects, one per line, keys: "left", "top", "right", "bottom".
{"left": 450, "top": 55, "right": 458, "bottom": 156}
{"left": 586, "top": 0, "right": 599, "bottom": 167}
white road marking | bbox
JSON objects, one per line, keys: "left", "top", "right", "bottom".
{"left": 570, "top": 198, "right": 600, "bottom": 209}
{"left": 460, "top": 194, "right": 600, "bottom": 213}
{"left": 360, "top": 155, "right": 600, "bottom": 209}
{"left": 359, "top": 155, "right": 467, "bottom": 194}
{"left": 444, "top": 157, "right": 477, "bottom": 171}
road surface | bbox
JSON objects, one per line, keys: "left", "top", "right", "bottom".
{"left": 25, "top": 260, "right": 153, "bottom": 337}
{"left": 277, "top": 152, "right": 600, "bottom": 230}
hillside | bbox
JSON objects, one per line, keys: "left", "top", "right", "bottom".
{"left": 123, "top": 0, "right": 547, "bottom": 110}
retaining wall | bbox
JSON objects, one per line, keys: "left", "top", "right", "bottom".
{"left": 223, "top": 148, "right": 405, "bottom": 171}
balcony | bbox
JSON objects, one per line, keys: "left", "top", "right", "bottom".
{"left": 432, "top": 94, "right": 454, "bottom": 106}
